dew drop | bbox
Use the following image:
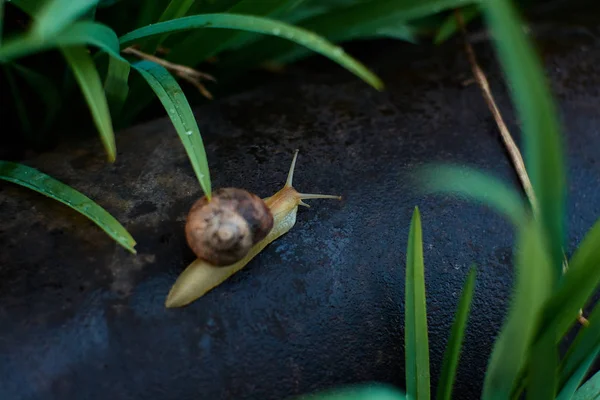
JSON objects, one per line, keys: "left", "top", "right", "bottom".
{"left": 185, "top": 130, "right": 193, "bottom": 136}
{"left": 272, "top": 28, "right": 281, "bottom": 36}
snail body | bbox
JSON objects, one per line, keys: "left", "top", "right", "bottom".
{"left": 165, "top": 150, "right": 341, "bottom": 308}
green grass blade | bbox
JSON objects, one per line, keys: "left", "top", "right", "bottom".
{"left": 0, "top": 161, "right": 136, "bottom": 253}
{"left": 294, "top": 383, "right": 407, "bottom": 400}
{"left": 558, "top": 300, "right": 600, "bottom": 396}
{"left": 482, "top": 218, "right": 553, "bottom": 400}
{"left": 131, "top": 60, "right": 211, "bottom": 199}
{"left": 558, "top": 347, "right": 600, "bottom": 400}
{"left": 527, "top": 332, "right": 557, "bottom": 400}
{"left": 436, "top": 266, "right": 477, "bottom": 400}
{"left": 416, "top": 164, "right": 528, "bottom": 227}
{"left": 0, "top": 21, "right": 124, "bottom": 62}
{"left": 104, "top": 56, "right": 130, "bottom": 117}
{"left": 220, "top": 0, "right": 474, "bottom": 70}
{"left": 434, "top": 5, "right": 480, "bottom": 44}
{"left": 61, "top": 46, "right": 116, "bottom": 162}
{"left": 405, "top": 207, "right": 431, "bottom": 400}
{"left": 33, "top": 0, "right": 100, "bottom": 37}
{"left": 165, "top": 0, "right": 301, "bottom": 66}
{"left": 540, "top": 217, "right": 600, "bottom": 342}
{"left": 572, "top": 369, "right": 600, "bottom": 400}
{"left": 140, "top": 0, "right": 195, "bottom": 54}
{"left": 481, "top": 0, "right": 566, "bottom": 280}
{"left": 118, "top": 13, "right": 383, "bottom": 90}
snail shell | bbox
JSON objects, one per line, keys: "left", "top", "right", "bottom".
{"left": 185, "top": 188, "right": 274, "bottom": 266}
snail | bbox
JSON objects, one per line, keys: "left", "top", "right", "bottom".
{"left": 165, "top": 149, "right": 342, "bottom": 308}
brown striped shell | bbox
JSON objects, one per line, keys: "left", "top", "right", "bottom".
{"left": 184, "top": 188, "right": 274, "bottom": 266}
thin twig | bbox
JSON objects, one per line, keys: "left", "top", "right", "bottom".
{"left": 454, "top": 10, "right": 588, "bottom": 326}
{"left": 123, "top": 46, "right": 216, "bottom": 99}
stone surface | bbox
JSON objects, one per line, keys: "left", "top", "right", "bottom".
{"left": 1, "top": 14, "right": 600, "bottom": 400}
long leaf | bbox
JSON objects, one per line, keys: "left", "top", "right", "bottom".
{"left": 33, "top": 0, "right": 100, "bottom": 37}
{"left": 436, "top": 267, "right": 477, "bottom": 400}
{"left": 3, "top": 66, "right": 33, "bottom": 136}
{"left": 0, "top": 21, "right": 125, "bottom": 62}
{"left": 558, "top": 300, "right": 600, "bottom": 395}
{"left": 482, "top": 218, "right": 553, "bottom": 400}
{"left": 481, "top": 0, "right": 566, "bottom": 280}
{"left": 405, "top": 207, "right": 431, "bottom": 400}
{"left": 61, "top": 46, "right": 116, "bottom": 162}
{"left": 0, "top": 161, "right": 136, "bottom": 253}
{"left": 118, "top": 13, "right": 383, "bottom": 90}
{"left": 295, "top": 383, "right": 407, "bottom": 400}
{"left": 165, "top": 0, "right": 300, "bottom": 66}
{"left": 540, "top": 217, "right": 600, "bottom": 342}
{"left": 527, "top": 332, "right": 557, "bottom": 400}
{"left": 417, "top": 164, "right": 528, "bottom": 227}
{"left": 104, "top": 56, "right": 130, "bottom": 117}
{"left": 131, "top": 60, "right": 211, "bottom": 199}
{"left": 140, "top": 0, "right": 196, "bottom": 54}
{"left": 220, "top": 0, "right": 474, "bottom": 70}
{"left": 573, "top": 369, "right": 600, "bottom": 400}
{"left": 558, "top": 347, "right": 600, "bottom": 400}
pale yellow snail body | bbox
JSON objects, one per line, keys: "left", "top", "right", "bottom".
{"left": 165, "top": 150, "right": 341, "bottom": 308}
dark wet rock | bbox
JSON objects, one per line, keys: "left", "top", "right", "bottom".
{"left": 1, "top": 17, "right": 600, "bottom": 400}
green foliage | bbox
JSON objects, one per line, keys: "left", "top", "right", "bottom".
{"left": 0, "top": 161, "right": 136, "bottom": 253}
{"left": 404, "top": 207, "right": 431, "bottom": 400}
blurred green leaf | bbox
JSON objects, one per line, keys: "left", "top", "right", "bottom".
{"left": 221, "top": 0, "right": 475, "bottom": 70}
{"left": 527, "top": 332, "right": 557, "bottom": 399}
{"left": 119, "top": 13, "right": 384, "bottom": 90}
{"left": 33, "top": 0, "right": 100, "bottom": 37}
{"left": 417, "top": 164, "right": 528, "bottom": 227}
{"left": 558, "top": 300, "right": 600, "bottom": 397}
{"left": 482, "top": 218, "right": 553, "bottom": 400}
{"left": 558, "top": 347, "right": 600, "bottom": 400}
{"left": 437, "top": 266, "right": 476, "bottom": 400}
{"left": 140, "top": 0, "right": 195, "bottom": 54}
{"left": 405, "top": 207, "right": 431, "bottom": 400}
{"left": 3, "top": 65, "right": 33, "bottom": 136}
{"left": 294, "top": 383, "right": 407, "bottom": 400}
{"left": 0, "top": 21, "right": 124, "bottom": 62}
{"left": 0, "top": 161, "right": 136, "bottom": 253}
{"left": 104, "top": 56, "right": 130, "bottom": 117}
{"left": 434, "top": 5, "right": 480, "bottom": 44}
{"left": 572, "top": 369, "right": 600, "bottom": 400}
{"left": 61, "top": 46, "right": 116, "bottom": 162}
{"left": 131, "top": 60, "right": 211, "bottom": 199}
{"left": 7, "top": 0, "right": 46, "bottom": 16}
{"left": 481, "top": 0, "right": 566, "bottom": 280}
{"left": 166, "top": 0, "right": 302, "bottom": 66}
{"left": 539, "top": 217, "right": 600, "bottom": 342}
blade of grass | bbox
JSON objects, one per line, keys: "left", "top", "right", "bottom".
{"left": 436, "top": 266, "right": 477, "bottom": 400}
{"left": 118, "top": 13, "right": 384, "bottom": 90}
{"left": 139, "top": 0, "right": 195, "bottom": 54}
{"left": 33, "top": 0, "right": 100, "bottom": 37}
{"left": 558, "top": 346, "right": 600, "bottom": 400}
{"left": 434, "top": 5, "right": 479, "bottom": 44}
{"left": 416, "top": 164, "right": 528, "bottom": 227}
{"left": 526, "top": 332, "right": 557, "bottom": 400}
{"left": 0, "top": 21, "right": 124, "bottom": 62}
{"left": 558, "top": 300, "right": 600, "bottom": 395}
{"left": 482, "top": 218, "right": 553, "bottom": 400}
{"left": 61, "top": 46, "right": 116, "bottom": 162}
{"left": 104, "top": 56, "right": 130, "bottom": 118}
{"left": 131, "top": 60, "right": 211, "bottom": 199}
{"left": 481, "top": 0, "right": 566, "bottom": 280}
{"left": 0, "top": 161, "right": 136, "bottom": 253}
{"left": 165, "top": 0, "right": 303, "bottom": 66}
{"left": 405, "top": 207, "right": 431, "bottom": 400}
{"left": 294, "top": 383, "right": 407, "bottom": 400}
{"left": 540, "top": 217, "right": 600, "bottom": 342}
{"left": 572, "top": 369, "right": 600, "bottom": 400}
{"left": 219, "top": 0, "right": 475, "bottom": 71}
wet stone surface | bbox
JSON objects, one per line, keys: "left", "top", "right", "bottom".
{"left": 1, "top": 20, "right": 600, "bottom": 400}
